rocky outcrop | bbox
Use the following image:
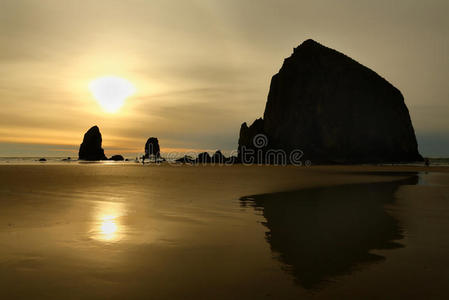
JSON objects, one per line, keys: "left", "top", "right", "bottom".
{"left": 144, "top": 137, "right": 160, "bottom": 159}
{"left": 238, "top": 118, "right": 266, "bottom": 162}
{"left": 109, "top": 155, "right": 124, "bottom": 161}
{"left": 195, "top": 151, "right": 234, "bottom": 164}
{"left": 175, "top": 151, "right": 234, "bottom": 164}
{"left": 212, "top": 150, "right": 226, "bottom": 163}
{"left": 225, "top": 156, "right": 238, "bottom": 164}
{"left": 196, "top": 152, "right": 212, "bottom": 163}
{"left": 78, "top": 126, "right": 107, "bottom": 161}
{"left": 176, "top": 155, "right": 195, "bottom": 164}
{"left": 239, "top": 39, "right": 423, "bottom": 164}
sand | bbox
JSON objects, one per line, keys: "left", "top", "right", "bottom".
{"left": 0, "top": 164, "right": 448, "bottom": 299}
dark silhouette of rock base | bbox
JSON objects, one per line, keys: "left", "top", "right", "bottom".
{"left": 176, "top": 155, "right": 195, "bottom": 164}
{"left": 78, "top": 126, "right": 107, "bottom": 161}
{"left": 239, "top": 39, "right": 423, "bottom": 164}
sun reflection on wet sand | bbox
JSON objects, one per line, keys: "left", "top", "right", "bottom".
{"left": 92, "top": 201, "right": 126, "bottom": 242}
{"left": 100, "top": 216, "right": 118, "bottom": 240}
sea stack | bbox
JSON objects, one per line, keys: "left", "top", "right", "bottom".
{"left": 78, "top": 126, "right": 107, "bottom": 161}
{"left": 144, "top": 137, "right": 161, "bottom": 159}
{"left": 239, "top": 39, "right": 423, "bottom": 164}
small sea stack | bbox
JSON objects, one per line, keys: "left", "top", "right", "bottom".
{"left": 78, "top": 126, "right": 107, "bottom": 161}
{"left": 144, "top": 137, "right": 161, "bottom": 159}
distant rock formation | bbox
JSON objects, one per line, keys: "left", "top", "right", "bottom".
{"left": 192, "top": 151, "right": 237, "bottom": 164}
{"left": 144, "top": 137, "right": 161, "bottom": 159}
{"left": 176, "top": 155, "right": 195, "bottom": 164}
{"left": 225, "top": 156, "right": 238, "bottom": 164}
{"left": 78, "top": 126, "right": 107, "bottom": 161}
{"left": 196, "top": 152, "right": 212, "bottom": 163}
{"left": 239, "top": 39, "right": 423, "bottom": 164}
{"left": 38, "top": 158, "right": 46, "bottom": 162}
{"left": 212, "top": 150, "right": 226, "bottom": 163}
{"left": 109, "top": 155, "right": 124, "bottom": 161}
{"left": 175, "top": 151, "right": 235, "bottom": 164}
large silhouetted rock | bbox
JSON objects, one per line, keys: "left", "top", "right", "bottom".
{"left": 78, "top": 126, "right": 107, "bottom": 161}
{"left": 239, "top": 39, "right": 423, "bottom": 164}
{"left": 144, "top": 137, "right": 160, "bottom": 159}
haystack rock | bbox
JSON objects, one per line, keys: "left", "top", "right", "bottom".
{"left": 239, "top": 39, "right": 423, "bottom": 164}
{"left": 144, "top": 137, "right": 160, "bottom": 159}
{"left": 78, "top": 126, "right": 107, "bottom": 161}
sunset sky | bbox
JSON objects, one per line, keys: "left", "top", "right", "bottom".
{"left": 0, "top": 0, "right": 448, "bottom": 157}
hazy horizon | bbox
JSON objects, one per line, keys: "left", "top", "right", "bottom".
{"left": 1, "top": 0, "right": 448, "bottom": 157}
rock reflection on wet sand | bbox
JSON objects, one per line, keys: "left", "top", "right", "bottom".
{"left": 240, "top": 177, "right": 418, "bottom": 289}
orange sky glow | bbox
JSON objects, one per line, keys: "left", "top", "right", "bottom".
{"left": 0, "top": 0, "right": 448, "bottom": 157}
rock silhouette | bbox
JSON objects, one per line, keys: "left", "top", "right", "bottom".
{"left": 175, "top": 151, "right": 234, "bottom": 164}
{"left": 109, "top": 155, "right": 124, "bottom": 161}
{"left": 196, "top": 152, "right": 212, "bottom": 163}
{"left": 238, "top": 118, "right": 265, "bottom": 162}
{"left": 175, "top": 155, "right": 195, "bottom": 164}
{"left": 239, "top": 39, "right": 423, "bottom": 164}
{"left": 144, "top": 137, "right": 161, "bottom": 159}
{"left": 78, "top": 126, "right": 107, "bottom": 161}
{"left": 212, "top": 150, "right": 226, "bottom": 163}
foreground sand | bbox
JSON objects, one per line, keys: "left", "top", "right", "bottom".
{"left": 0, "top": 164, "right": 448, "bottom": 299}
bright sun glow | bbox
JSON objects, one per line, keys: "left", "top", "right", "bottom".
{"left": 89, "top": 76, "right": 136, "bottom": 113}
{"left": 100, "top": 215, "right": 118, "bottom": 239}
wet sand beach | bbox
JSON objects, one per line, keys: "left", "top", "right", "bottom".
{"left": 0, "top": 164, "right": 448, "bottom": 299}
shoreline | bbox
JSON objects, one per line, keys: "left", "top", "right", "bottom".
{"left": 1, "top": 164, "right": 447, "bottom": 197}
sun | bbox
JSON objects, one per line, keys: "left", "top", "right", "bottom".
{"left": 89, "top": 76, "right": 136, "bottom": 113}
